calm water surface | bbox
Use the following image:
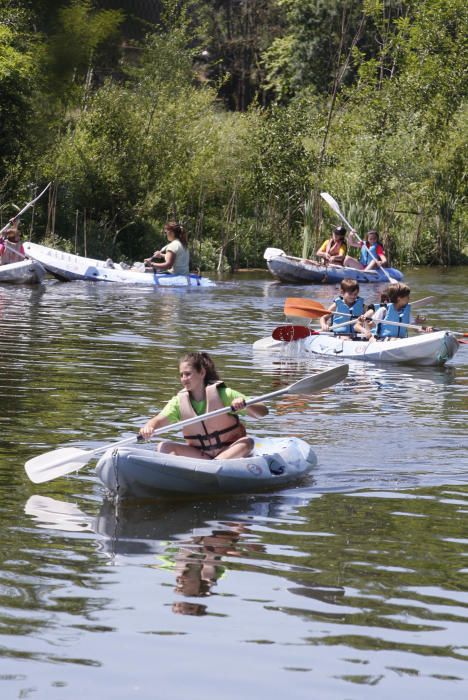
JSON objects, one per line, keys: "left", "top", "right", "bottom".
{"left": 0, "top": 268, "right": 467, "bottom": 699}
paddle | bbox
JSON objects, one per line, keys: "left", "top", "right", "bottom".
{"left": 285, "top": 296, "right": 433, "bottom": 323}
{"left": 320, "top": 192, "right": 398, "bottom": 284}
{"left": 411, "top": 296, "right": 434, "bottom": 307}
{"left": 0, "top": 183, "right": 51, "bottom": 237}
{"left": 284, "top": 297, "right": 330, "bottom": 320}
{"left": 272, "top": 326, "right": 318, "bottom": 341}
{"left": 25, "top": 365, "right": 349, "bottom": 484}
{"left": 274, "top": 313, "right": 366, "bottom": 339}
{"left": 272, "top": 319, "right": 359, "bottom": 341}
{"left": 362, "top": 318, "right": 468, "bottom": 339}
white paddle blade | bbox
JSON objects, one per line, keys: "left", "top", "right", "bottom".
{"left": 287, "top": 364, "right": 349, "bottom": 394}
{"left": 320, "top": 192, "right": 341, "bottom": 216}
{"left": 264, "top": 247, "right": 286, "bottom": 260}
{"left": 25, "top": 447, "right": 91, "bottom": 484}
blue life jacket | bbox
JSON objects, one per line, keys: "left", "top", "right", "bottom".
{"left": 376, "top": 302, "right": 411, "bottom": 338}
{"left": 360, "top": 243, "right": 380, "bottom": 266}
{"left": 332, "top": 296, "right": 365, "bottom": 335}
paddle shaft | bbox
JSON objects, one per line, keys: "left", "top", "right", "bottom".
{"left": 25, "top": 365, "right": 349, "bottom": 482}
{"left": 2, "top": 241, "right": 27, "bottom": 260}
{"left": 0, "top": 183, "right": 51, "bottom": 237}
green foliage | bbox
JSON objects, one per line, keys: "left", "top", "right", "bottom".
{"left": 263, "top": 0, "right": 367, "bottom": 100}
{"left": 37, "top": 0, "right": 123, "bottom": 116}
{"left": 1, "top": 0, "right": 466, "bottom": 268}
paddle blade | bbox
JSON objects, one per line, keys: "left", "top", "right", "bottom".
{"left": 25, "top": 447, "right": 91, "bottom": 484}
{"left": 272, "top": 325, "right": 313, "bottom": 341}
{"left": 285, "top": 297, "right": 327, "bottom": 313}
{"left": 320, "top": 192, "right": 341, "bottom": 216}
{"left": 286, "top": 364, "right": 349, "bottom": 395}
{"left": 284, "top": 304, "right": 325, "bottom": 320}
{"left": 284, "top": 298, "right": 328, "bottom": 319}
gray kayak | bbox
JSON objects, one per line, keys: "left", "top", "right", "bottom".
{"left": 0, "top": 259, "right": 45, "bottom": 284}
{"left": 95, "top": 436, "right": 317, "bottom": 499}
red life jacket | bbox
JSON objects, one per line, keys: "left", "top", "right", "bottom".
{"left": 0, "top": 240, "right": 25, "bottom": 265}
{"left": 179, "top": 382, "right": 246, "bottom": 457}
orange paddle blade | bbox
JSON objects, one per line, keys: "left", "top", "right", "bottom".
{"left": 285, "top": 297, "right": 328, "bottom": 313}
{"left": 284, "top": 305, "right": 323, "bottom": 320}
{"left": 284, "top": 300, "right": 328, "bottom": 319}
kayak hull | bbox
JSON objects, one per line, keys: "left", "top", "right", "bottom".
{"left": 23, "top": 242, "right": 215, "bottom": 287}
{"left": 0, "top": 259, "right": 45, "bottom": 284}
{"left": 265, "top": 251, "right": 403, "bottom": 284}
{"left": 95, "top": 437, "right": 316, "bottom": 499}
{"left": 253, "top": 330, "right": 459, "bottom": 366}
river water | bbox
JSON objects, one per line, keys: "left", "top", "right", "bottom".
{"left": 0, "top": 268, "right": 467, "bottom": 699}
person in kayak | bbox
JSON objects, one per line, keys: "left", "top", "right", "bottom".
{"left": 314, "top": 225, "right": 348, "bottom": 265}
{"left": 353, "top": 289, "right": 390, "bottom": 341}
{"left": 139, "top": 352, "right": 268, "bottom": 459}
{"left": 0, "top": 221, "right": 25, "bottom": 265}
{"left": 319, "top": 279, "right": 367, "bottom": 336}
{"left": 344, "top": 229, "right": 388, "bottom": 271}
{"left": 144, "top": 221, "right": 190, "bottom": 275}
{"left": 355, "top": 283, "right": 433, "bottom": 340}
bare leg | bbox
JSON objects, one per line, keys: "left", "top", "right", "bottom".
{"left": 157, "top": 440, "right": 211, "bottom": 459}
{"left": 343, "top": 255, "right": 364, "bottom": 270}
{"left": 214, "top": 437, "right": 255, "bottom": 460}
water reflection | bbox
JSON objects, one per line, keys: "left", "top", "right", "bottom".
{"left": 25, "top": 495, "right": 280, "bottom": 616}
{"left": 20, "top": 483, "right": 468, "bottom": 692}
{"left": 2, "top": 269, "right": 468, "bottom": 697}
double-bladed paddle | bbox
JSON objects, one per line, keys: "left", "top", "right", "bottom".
{"left": 320, "top": 192, "right": 398, "bottom": 284}
{"left": 272, "top": 317, "right": 360, "bottom": 341}
{"left": 25, "top": 364, "right": 349, "bottom": 484}
{"left": 284, "top": 297, "right": 434, "bottom": 320}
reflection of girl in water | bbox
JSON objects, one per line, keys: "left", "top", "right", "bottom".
{"left": 168, "top": 524, "right": 263, "bottom": 616}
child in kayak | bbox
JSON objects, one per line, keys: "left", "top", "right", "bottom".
{"left": 344, "top": 229, "right": 387, "bottom": 271}
{"left": 353, "top": 289, "right": 390, "bottom": 340}
{"left": 0, "top": 221, "right": 25, "bottom": 265}
{"left": 314, "top": 225, "right": 348, "bottom": 266}
{"left": 319, "top": 278, "right": 367, "bottom": 336}
{"left": 139, "top": 352, "right": 268, "bottom": 459}
{"left": 355, "top": 283, "right": 433, "bottom": 340}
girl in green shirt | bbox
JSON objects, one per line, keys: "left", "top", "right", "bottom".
{"left": 140, "top": 352, "right": 268, "bottom": 459}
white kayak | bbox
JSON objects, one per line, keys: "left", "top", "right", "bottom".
{"left": 23, "top": 241, "right": 216, "bottom": 287}
{"left": 0, "top": 259, "right": 46, "bottom": 284}
{"left": 253, "top": 330, "right": 460, "bottom": 366}
{"left": 95, "top": 437, "right": 317, "bottom": 499}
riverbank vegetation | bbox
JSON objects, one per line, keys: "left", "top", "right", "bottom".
{"left": 0, "top": 0, "right": 466, "bottom": 269}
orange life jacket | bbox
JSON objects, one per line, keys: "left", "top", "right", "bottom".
{"left": 325, "top": 238, "right": 347, "bottom": 257}
{"left": 179, "top": 382, "right": 246, "bottom": 457}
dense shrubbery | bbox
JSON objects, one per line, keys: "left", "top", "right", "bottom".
{"left": 0, "top": 0, "right": 466, "bottom": 269}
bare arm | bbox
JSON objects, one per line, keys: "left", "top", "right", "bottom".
{"left": 150, "top": 249, "right": 176, "bottom": 271}
{"left": 140, "top": 413, "right": 170, "bottom": 439}
{"left": 231, "top": 396, "right": 268, "bottom": 419}
{"left": 320, "top": 303, "right": 336, "bottom": 330}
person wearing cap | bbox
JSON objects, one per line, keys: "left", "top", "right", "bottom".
{"left": 315, "top": 225, "right": 348, "bottom": 265}
{"left": 0, "top": 221, "right": 25, "bottom": 265}
{"left": 344, "top": 229, "right": 387, "bottom": 271}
